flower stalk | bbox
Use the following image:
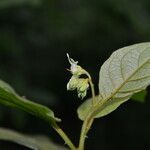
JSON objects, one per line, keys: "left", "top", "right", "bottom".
{"left": 66, "top": 54, "right": 96, "bottom": 150}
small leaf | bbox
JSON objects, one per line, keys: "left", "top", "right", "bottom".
{"left": 0, "top": 80, "right": 61, "bottom": 124}
{"left": 78, "top": 42, "right": 150, "bottom": 120}
{"left": 0, "top": 128, "right": 67, "bottom": 150}
{"left": 77, "top": 95, "right": 128, "bottom": 120}
{"left": 77, "top": 96, "right": 100, "bottom": 120}
{"left": 131, "top": 90, "right": 147, "bottom": 103}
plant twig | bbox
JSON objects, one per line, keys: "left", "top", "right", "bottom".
{"left": 53, "top": 123, "right": 77, "bottom": 150}
{"left": 85, "top": 71, "right": 96, "bottom": 106}
{"left": 78, "top": 74, "right": 96, "bottom": 150}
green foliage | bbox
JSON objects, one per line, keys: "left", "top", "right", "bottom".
{"left": 0, "top": 0, "right": 150, "bottom": 149}
{"left": 77, "top": 91, "right": 147, "bottom": 120}
{"left": 0, "top": 127, "right": 39, "bottom": 150}
{"left": 99, "top": 42, "right": 150, "bottom": 100}
{"left": 0, "top": 80, "right": 61, "bottom": 125}
{"left": 77, "top": 95, "right": 127, "bottom": 120}
{"left": 0, "top": 42, "right": 149, "bottom": 150}
{"left": 0, "top": 128, "right": 67, "bottom": 150}
{"left": 78, "top": 42, "right": 150, "bottom": 120}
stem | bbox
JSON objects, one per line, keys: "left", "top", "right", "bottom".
{"left": 78, "top": 72, "right": 96, "bottom": 150}
{"left": 53, "top": 123, "right": 77, "bottom": 150}
{"left": 85, "top": 71, "right": 96, "bottom": 106}
{"left": 78, "top": 116, "right": 94, "bottom": 150}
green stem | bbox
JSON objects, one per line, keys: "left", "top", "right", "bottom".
{"left": 78, "top": 73, "right": 96, "bottom": 150}
{"left": 85, "top": 71, "right": 96, "bottom": 106}
{"left": 78, "top": 116, "right": 94, "bottom": 150}
{"left": 53, "top": 123, "right": 77, "bottom": 150}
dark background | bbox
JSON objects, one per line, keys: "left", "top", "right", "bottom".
{"left": 0, "top": 0, "right": 150, "bottom": 150}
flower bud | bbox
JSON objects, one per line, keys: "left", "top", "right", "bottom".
{"left": 77, "top": 78, "right": 89, "bottom": 99}
{"left": 67, "top": 76, "right": 89, "bottom": 99}
{"left": 67, "top": 53, "right": 89, "bottom": 99}
{"left": 78, "top": 91, "right": 87, "bottom": 99}
{"left": 67, "top": 76, "right": 79, "bottom": 91}
{"left": 67, "top": 53, "right": 86, "bottom": 76}
{"left": 77, "top": 78, "right": 89, "bottom": 92}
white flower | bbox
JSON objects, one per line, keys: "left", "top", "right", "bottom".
{"left": 77, "top": 78, "right": 89, "bottom": 99}
{"left": 67, "top": 77, "right": 89, "bottom": 99}
{"left": 66, "top": 53, "right": 89, "bottom": 99}
{"left": 67, "top": 76, "right": 79, "bottom": 91}
{"left": 67, "top": 53, "right": 86, "bottom": 76}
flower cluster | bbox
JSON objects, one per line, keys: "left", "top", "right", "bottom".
{"left": 67, "top": 53, "right": 89, "bottom": 99}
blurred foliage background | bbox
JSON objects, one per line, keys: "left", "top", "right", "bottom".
{"left": 0, "top": 0, "right": 150, "bottom": 149}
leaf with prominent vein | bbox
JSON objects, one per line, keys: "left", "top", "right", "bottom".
{"left": 77, "top": 42, "right": 150, "bottom": 120}
{"left": 77, "top": 95, "right": 129, "bottom": 120}
{"left": 0, "top": 80, "right": 61, "bottom": 124}
{"left": 99, "top": 42, "right": 150, "bottom": 100}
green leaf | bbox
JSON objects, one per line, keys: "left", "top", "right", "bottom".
{"left": 78, "top": 42, "right": 150, "bottom": 120}
{"left": 77, "top": 95, "right": 128, "bottom": 120}
{"left": 77, "top": 96, "right": 100, "bottom": 120}
{"left": 0, "top": 127, "right": 39, "bottom": 150}
{"left": 0, "top": 80, "right": 16, "bottom": 94}
{"left": 0, "top": 128, "right": 67, "bottom": 150}
{"left": 0, "top": 80, "right": 61, "bottom": 124}
{"left": 33, "top": 136, "right": 68, "bottom": 150}
{"left": 131, "top": 90, "right": 147, "bottom": 103}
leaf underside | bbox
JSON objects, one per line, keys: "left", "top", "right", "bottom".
{"left": 78, "top": 42, "right": 150, "bottom": 120}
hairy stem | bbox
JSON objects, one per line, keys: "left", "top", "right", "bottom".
{"left": 78, "top": 116, "right": 94, "bottom": 150}
{"left": 85, "top": 71, "right": 96, "bottom": 106}
{"left": 78, "top": 73, "right": 96, "bottom": 150}
{"left": 53, "top": 123, "right": 77, "bottom": 150}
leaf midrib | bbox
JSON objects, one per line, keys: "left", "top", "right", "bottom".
{"left": 92, "top": 57, "right": 150, "bottom": 119}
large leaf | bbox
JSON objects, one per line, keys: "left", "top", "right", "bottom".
{"left": 99, "top": 42, "right": 150, "bottom": 99}
{"left": 0, "top": 80, "right": 60, "bottom": 124}
{"left": 78, "top": 42, "right": 150, "bottom": 120}
{"left": 0, "top": 128, "right": 67, "bottom": 150}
